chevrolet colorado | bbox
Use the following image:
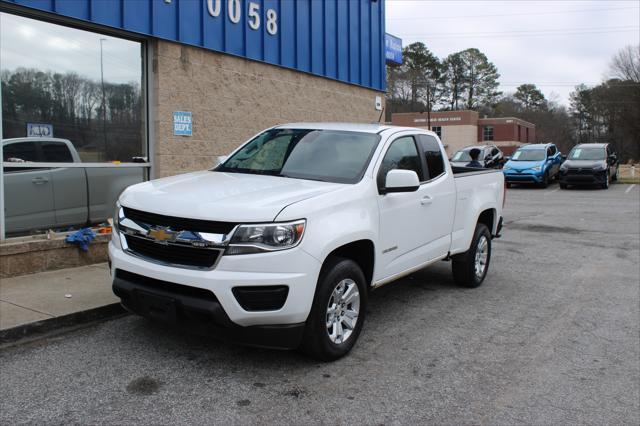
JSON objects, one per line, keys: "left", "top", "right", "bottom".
{"left": 110, "top": 123, "right": 505, "bottom": 360}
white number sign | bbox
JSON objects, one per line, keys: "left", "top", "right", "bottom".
{"left": 205, "top": 0, "right": 278, "bottom": 35}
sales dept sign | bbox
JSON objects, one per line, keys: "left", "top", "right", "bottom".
{"left": 173, "top": 111, "right": 192, "bottom": 136}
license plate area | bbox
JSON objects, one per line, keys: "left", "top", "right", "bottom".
{"left": 136, "top": 290, "right": 177, "bottom": 323}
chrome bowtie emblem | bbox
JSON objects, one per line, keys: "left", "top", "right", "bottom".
{"left": 148, "top": 227, "right": 177, "bottom": 243}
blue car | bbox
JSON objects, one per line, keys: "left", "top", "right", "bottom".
{"left": 503, "top": 143, "right": 563, "bottom": 188}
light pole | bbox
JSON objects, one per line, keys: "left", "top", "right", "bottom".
{"left": 100, "top": 38, "right": 108, "bottom": 160}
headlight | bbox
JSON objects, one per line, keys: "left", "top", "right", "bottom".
{"left": 113, "top": 201, "right": 121, "bottom": 232}
{"left": 594, "top": 164, "right": 606, "bottom": 171}
{"left": 503, "top": 165, "right": 511, "bottom": 170}
{"left": 227, "top": 220, "right": 306, "bottom": 255}
{"left": 531, "top": 166, "right": 542, "bottom": 171}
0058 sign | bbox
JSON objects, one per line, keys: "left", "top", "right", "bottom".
{"left": 207, "top": 0, "right": 278, "bottom": 35}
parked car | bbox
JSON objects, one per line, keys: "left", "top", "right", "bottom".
{"left": 559, "top": 143, "right": 618, "bottom": 189}
{"left": 2, "top": 137, "right": 145, "bottom": 235}
{"left": 502, "top": 143, "right": 563, "bottom": 188}
{"left": 449, "top": 144, "right": 505, "bottom": 169}
{"left": 110, "top": 123, "right": 505, "bottom": 360}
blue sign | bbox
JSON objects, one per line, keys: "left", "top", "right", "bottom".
{"left": 26, "top": 123, "right": 53, "bottom": 137}
{"left": 385, "top": 33, "right": 403, "bottom": 65}
{"left": 173, "top": 111, "right": 192, "bottom": 136}
{"left": 5, "top": 0, "right": 387, "bottom": 91}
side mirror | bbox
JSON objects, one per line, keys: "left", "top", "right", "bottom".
{"left": 381, "top": 169, "right": 420, "bottom": 194}
{"left": 216, "top": 155, "right": 228, "bottom": 166}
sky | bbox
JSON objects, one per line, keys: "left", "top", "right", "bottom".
{"left": 0, "top": 12, "right": 142, "bottom": 85}
{"left": 386, "top": 0, "right": 640, "bottom": 105}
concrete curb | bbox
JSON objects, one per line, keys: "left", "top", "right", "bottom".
{"left": 0, "top": 303, "right": 127, "bottom": 345}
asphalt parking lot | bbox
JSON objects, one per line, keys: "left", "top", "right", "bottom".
{"left": 1, "top": 183, "right": 639, "bottom": 425}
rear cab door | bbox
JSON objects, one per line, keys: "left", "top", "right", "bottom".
{"left": 41, "top": 140, "right": 88, "bottom": 227}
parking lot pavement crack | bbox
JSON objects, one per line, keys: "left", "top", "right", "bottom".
{"left": 0, "top": 299, "right": 55, "bottom": 318}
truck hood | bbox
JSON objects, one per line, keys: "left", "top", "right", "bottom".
{"left": 562, "top": 160, "right": 606, "bottom": 169}
{"left": 119, "top": 171, "right": 343, "bottom": 222}
{"left": 505, "top": 160, "right": 543, "bottom": 170}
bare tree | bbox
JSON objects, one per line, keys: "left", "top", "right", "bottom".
{"left": 609, "top": 45, "right": 640, "bottom": 83}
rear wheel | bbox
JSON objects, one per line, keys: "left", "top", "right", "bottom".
{"left": 300, "top": 257, "right": 367, "bottom": 361}
{"left": 452, "top": 223, "right": 492, "bottom": 288}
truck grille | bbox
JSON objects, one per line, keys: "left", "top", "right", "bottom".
{"left": 124, "top": 234, "right": 222, "bottom": 269}
{"left": 122, "top": 207, "right": 237, "bottom": 234}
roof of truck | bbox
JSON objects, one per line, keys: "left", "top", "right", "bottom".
{"left": 274, "top": 122, "right": 418, "bottom": 134}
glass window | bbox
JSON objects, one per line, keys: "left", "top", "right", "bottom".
{"left": 483, "top": 126, "right": 494, "bottom": 141}
{"left": 1, "top": 12, "right": 147, "bottom": 237}
{"left": 219, "top": 129, "right": 380, "bottom": 184}
{"left": 418, "top": 135, "right": 445, "bottom": 180}
{"left": 431, "top": 126, "right": 442, "bottom": 139}
{"left": 377, "top": 136, "right": 423, "bottom": 187}
{"left": 1, "top": 12, "right": 146, "bottom": 162}
{"left": 3, "top": 141, "right": 38, "bottom": 162}
{"left": 41, "top": 142, "right": 74, "bottom": 162}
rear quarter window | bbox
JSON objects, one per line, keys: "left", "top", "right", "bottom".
{"left": 418, "top": 135, "right": 445, "bottom": 180}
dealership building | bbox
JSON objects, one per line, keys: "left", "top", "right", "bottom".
{"left": 391, "top": 110, "right": 536, "bottom": 155}
{"left": 1, "top": 0, "right": 390, "bottom": 243}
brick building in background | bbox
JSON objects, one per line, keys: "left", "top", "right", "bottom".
{"left": 392, "top": 110, "right": 536, "bottom": 155}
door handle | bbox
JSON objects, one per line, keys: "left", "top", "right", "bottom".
{"left": 32, "top": 177, "right": 49, "bottom": 185}
{"left": 421, "top": 195, "right": 433, "bottom": 205}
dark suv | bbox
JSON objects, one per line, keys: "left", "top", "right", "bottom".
{"left": 449, "top": 144, "right": 504, "bottom": 168}
{"left": 559, "top": 143, "right": 619, "bottom": 189}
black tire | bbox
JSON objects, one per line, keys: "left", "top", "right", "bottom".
{"left": 560, "top": 183, "right": 568, "bottom": 189}
{"left": 452, "top": 223, "right": 492, "bottom": 288}
{"left": 540, "top": 172, "right": 549, "bottom": 188}
{"left": 602, "top": 175, "right": 610, "bottom": 189}
{"left": 506, "top": 182, "right": 512, "bottom": 188}
{"left": 300, "top": 257, "right": 367, "bottom": 361}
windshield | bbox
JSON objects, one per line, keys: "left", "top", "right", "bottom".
{"left": 451, "top": 150, "right": 472, "bottom": 162}
{"left": 216, "top": 129, "right": 380, "bottom": 183}
{"left": 511, "top": 149, "right": 546, "bottom": 161}
{"left": 568, "top": 147, "right": 606, "bottom": 161}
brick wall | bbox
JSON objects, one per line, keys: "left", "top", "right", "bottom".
{"left": 152, "top": 40, "right": 385, "bottom": 178}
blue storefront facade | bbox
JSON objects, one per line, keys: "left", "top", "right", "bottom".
{"left": 1, "top": 0, "right": 386, "bottom": 91}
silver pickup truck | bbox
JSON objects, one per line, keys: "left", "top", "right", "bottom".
{"left": 3, "top": 137, "right": 145, "bottom": 235}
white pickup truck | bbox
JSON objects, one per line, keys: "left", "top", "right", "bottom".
{"left": 110, "top": 123, "right": 505, "bottom": 360}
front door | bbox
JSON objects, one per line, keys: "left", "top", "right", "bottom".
{"left": 376, "top": 135, "right": 432, "bottom": 281}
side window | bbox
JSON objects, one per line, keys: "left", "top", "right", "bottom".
{"left": 41, "top": 142, "right": 73, "bottom": 162}
{"left": 3, "top": 142, "right": 40, "bottom": 173}
{"left": 3, "top": 142, "right": 39, "bottom": 162}
{"left": 491, "top": 147, "right": 499, "bottom": 156}
{"left": 418, "top": 135, "right": 445, "bottom": 180}
{"left": 546, "top": 147, "right": 553, "bottom": 157}
{"left": 550, "top": 145, "right": 557, "bottom": 156}
{"left": 377, "top": 136, "right": 423, "bottom": 188}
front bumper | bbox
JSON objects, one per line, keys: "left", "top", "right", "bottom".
{"left": 112, "top": 269, "right": 305, "bottom": 349}
{"left": 503, "top": 170, "right": 544, "bottom": 183}
{"left": 559, "top": 170, "right": 607, "bottom": 185}
{"left": 109, "top": 236, "right": 321, "bottom": 346}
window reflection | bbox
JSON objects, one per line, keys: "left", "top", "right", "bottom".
{"left": 1, "top": 12, "right": 145, "bottom": 162}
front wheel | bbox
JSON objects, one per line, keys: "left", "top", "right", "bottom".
{"left": 602, "top": 174, "right": 610, "bottom": 189}
{"left": 300, "top": 257, "right": 367, "bottom": 361}
{"left": 540, "top": 172, "right": 549, "bottom": 188}
{"left": 452, "top": 223, "right": 492, "bottom": 288}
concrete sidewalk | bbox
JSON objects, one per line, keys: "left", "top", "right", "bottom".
{"left": 0, "top": 263, "right": 121, "bottom": 335}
